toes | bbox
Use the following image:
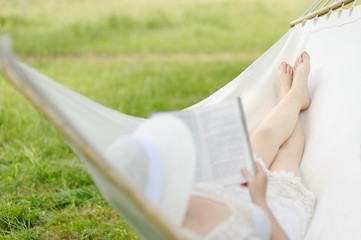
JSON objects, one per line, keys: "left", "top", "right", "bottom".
{"left": 279, "top": 61, "right": 287, "bottom": 72}
{"left": 287, "top": 64, "right": 293, "bottom": 75}
{"left": 302, "top": 51, "right": 310, "bottom": 61}
{"left": 279, "top": 62, "right": 294, "bottom": 76}
{"left": 294, "top": 52, "right": 306, "bottom": 69}
{"left": 293, "top": 59, "right": 298, "bottom": 69}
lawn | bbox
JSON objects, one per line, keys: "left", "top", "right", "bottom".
{"left": 0, "top": 0, "right": 313, "bottom": 239}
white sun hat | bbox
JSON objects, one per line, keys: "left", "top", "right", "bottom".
{"left": 105, "top": 115, "right": 196, "bottom": 226}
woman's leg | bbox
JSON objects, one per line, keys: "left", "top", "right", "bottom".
{"left": 269, "top": 80, "right": 305, "bottom": 176}
{"left": 250, "top": 52, "right": 311, "bottom": 168}
{"left": 269, "top": 118, "right": 304, "bottom": 176}
{"left": 269, "top": 54, "right": 311, "bottom": 175}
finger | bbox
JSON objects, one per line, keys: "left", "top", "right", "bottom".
{"left": 255, "top": 162, "right": 264, "bottom": 175}
{"left": 241, "top": 168, "right": 254, "bottom": 182}
{"left": 255, "top": 162, "right": 268, "bottom": 184}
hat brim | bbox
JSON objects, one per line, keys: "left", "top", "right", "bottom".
{"left": 133, "top": 115, "right": 196, "bottom": 226}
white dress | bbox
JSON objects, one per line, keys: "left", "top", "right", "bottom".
{"left": 188, "top": 158, "right": 316, "bottom": 240}
{"left": 190, "top": 183, "right": 272, "bottom": 240}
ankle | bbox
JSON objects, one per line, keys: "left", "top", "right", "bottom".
{"left": 286, "top": 89, "right": 305, "bottom": 109}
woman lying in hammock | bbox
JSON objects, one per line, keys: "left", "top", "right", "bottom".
{"left": 107, "top": 51, "right": 315, "bottom": 240}
{"left": 183, "top": 52, "right": 315, "bottom": 239}
{"left": 182, "top": 51, "right": 315, "bottom": 240}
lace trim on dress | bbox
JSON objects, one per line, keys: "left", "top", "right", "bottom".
{"left": 254, "top": 154, "right": 316, "bottom": 239}
{"left": 254, "top": 155, "right": 316, "bottom": 216}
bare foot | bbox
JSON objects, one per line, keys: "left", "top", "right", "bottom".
{"left": 278, "top": 61, "right": 293, "bottom": 99}
{"left": 292, "top": 51, "right": 312, "bottom": 111}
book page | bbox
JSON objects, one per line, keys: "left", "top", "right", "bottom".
{"left": 150, "top": 98, "right": 255, "bottom": 186}
{"left": 194, "top": 99, "right": 255, "bottom": 185}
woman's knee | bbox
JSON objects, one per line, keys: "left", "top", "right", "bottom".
{"left": 251, "top": 126, "right": 277, "bottom": 149}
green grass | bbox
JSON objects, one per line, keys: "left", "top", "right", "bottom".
{"left": 0, "top": 0, "right": 313, "bottom": 238}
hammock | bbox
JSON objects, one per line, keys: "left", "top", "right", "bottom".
{"left": 1, "top": 1, "right": 360, "bottom": 239}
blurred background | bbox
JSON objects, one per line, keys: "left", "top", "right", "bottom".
{"left": 0, "top": 0, "right": 313, "bottom": 239}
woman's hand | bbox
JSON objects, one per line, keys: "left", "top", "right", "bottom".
{"left": 242, "top": 163, "right": 290, "bottom": 240}
{"left": 241, "top": 161, "right": 268, "bottom": 206}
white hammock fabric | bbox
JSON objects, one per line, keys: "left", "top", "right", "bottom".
{"left": 1, "top": 5, "right": 361, "bottom": 240}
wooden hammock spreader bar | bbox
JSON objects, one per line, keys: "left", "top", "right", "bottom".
{"left": 290, "top": 0, "right": 355, "bottom": 27}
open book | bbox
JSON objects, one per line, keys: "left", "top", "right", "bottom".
{"left": 152, "top": 97, "right": 255, "bottom": 186}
